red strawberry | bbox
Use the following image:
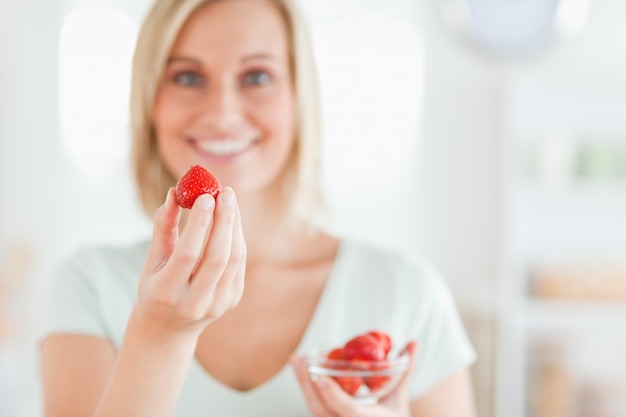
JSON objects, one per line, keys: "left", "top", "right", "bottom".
{"left": 324, "top": 347, "right": 363, "bottom": 395}
{"left": 366, "top": 331, "right": 393, "bottom": 356}
{"left": 334, "top": 376, "right": 362, "bottom": 395}
{"left": 175, "top": 165, "right": 222, "bottom": 209}
{"left": 343, "top": 334, "right": 386, "bottom": 361}
{"left": 324, "top": 348, "right": 346, "bottom": 371}
{"left": 364, "top": 375, "right": 391, "bottom": 391}
{"left": 326, "top": 348, "right": 345, "bottom": 360}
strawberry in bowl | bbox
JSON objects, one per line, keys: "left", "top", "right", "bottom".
{"left": 305, "top": 331, "right": 410, "bottom": 401}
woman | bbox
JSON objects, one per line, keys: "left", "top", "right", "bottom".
{"left": 39, "top": 0, "right": 477, "bottom": 416}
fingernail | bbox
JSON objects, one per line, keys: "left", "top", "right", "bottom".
{"left": 196, "top": 194, "right": 215, "bottom": 210}
{"left": 219, "top": 188, "right": 235, "bottom": 207}
{"left": 165, "top": 188, "right": 173, "bottom": 205}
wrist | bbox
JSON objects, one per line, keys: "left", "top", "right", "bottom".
{"left": 124, "top": 305, "right": 202, "bottom": 353}
{"left": 94, "top": 306, "right": 201, "bottom": 417}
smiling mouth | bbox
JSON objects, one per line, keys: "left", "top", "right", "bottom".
{"left": 190, "top": 137, "right": 258, "bottom": 156}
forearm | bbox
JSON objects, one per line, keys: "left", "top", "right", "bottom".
{"left": 410, "top": 368, "right": 477, "bottom": 417}
{"left": 92, "top": 307, "right": 200, "bottom": 417}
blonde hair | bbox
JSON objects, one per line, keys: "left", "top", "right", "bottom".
{"left": 130, "top": 0, "right": 325, "bottom": 227}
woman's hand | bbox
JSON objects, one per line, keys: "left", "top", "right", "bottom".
{"left": 134, "top": 187, "right": 246, "bottom": 338}
{"left": 291, "top": 341, "right": 419, "bottom": 417}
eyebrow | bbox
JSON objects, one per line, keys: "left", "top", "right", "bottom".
{"left": 167, "top": 53, "right": 281, "bottom": 66}
{"left": 241, "top": 53, "right": 279, "bottom": 63}
{"left": 167, "top": 56, "right": 202, "bottom": 65}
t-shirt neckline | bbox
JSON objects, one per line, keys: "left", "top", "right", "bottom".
{"left": 189, "top": 238, "right": 352, "bottom": 397}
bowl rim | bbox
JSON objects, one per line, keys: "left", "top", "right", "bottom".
{"left": 304, "top": 347, "right": 410, "bottom": 377}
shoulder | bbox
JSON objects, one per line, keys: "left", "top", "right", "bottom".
{"left": 50, "top": 239, "right": 150, "bottom": 289}
{"left": 336, "top": 238, "right": 458, "bottom": 312}
{"left": 38, "top": 240, "right": 149, "bottom": 344}
{"left": 340, "top": 238, "right": 445, "bottom": 289}
{"left": 59, "top": 239, "right": 149, "bottom": 269}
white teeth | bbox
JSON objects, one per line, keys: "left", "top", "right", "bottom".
{"left": 197, "top": 139, "right": 253, "bottom": 156}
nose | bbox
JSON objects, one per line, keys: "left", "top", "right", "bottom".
{"left": 199, "top": 79, "right": 242, "bottom": 130}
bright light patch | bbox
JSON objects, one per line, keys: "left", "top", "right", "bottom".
{"left": 555, "top": 0, "right": 590, "bottom": 38}
{"left": 313, "top": 21, "right": 423, "bottom": 191}
{"left": 59, "top": 10, "right": 138, "bottom": 176}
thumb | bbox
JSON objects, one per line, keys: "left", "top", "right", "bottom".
{"left": 395, "top": 341, "right": 419, "bottom": 393}
{"left": 144, "top": 188, "right": 181, "bottom": 272}
{"left": 381, "top": 340, "right": 419, "bottom": 405}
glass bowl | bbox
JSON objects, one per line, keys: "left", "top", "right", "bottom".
{"left": 305, "top": 347, "right": 410, "bottom": 401}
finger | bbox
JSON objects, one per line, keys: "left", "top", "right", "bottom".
{"left": 289, "top": 356, "right": 336, "bottom": 417}
{"left": 314, "top": 376, "right": 369, "bottom": 417}
{"left": 144, "top": 188, "right": 181, "bottom": 273}
{"left": 397, "top": 341, "right": 419, "bottom": 390}
{"left": 188, "top": 188, "right": 236, "bottom": 304}
{"left": 212, "top": 201, "right": 246, "bottom": 307}
{"left": 164, "top": 193, "right": 216, "bottom": 283}
{"left": 383, "top": 340, "right": 419, "bottom": 402}
{"left": 231, "top": 203, "right": 247, "bottom": 301}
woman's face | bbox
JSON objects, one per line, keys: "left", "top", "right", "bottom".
{"left": 154, "top": 0, "right": 295, "bottom": 194}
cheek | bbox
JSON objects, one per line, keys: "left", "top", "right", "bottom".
{"left": 153, "top": 92, "right": 176, "bottom": 136}
{"left": 260, "top": 93, "right": 296, "bottom": 147}
{"left": 152, "top": 91, "right": 190, "bottom": 173}
{"left": 153, "top": 90, "right": 190, "bottom": 149}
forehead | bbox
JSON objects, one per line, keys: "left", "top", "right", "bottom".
{"left": 171, "top": 0, "right": 291, "bottom": 60}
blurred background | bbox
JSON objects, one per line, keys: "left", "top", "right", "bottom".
{"left": 1, "top": 0, "right": 625, "bottom": 416}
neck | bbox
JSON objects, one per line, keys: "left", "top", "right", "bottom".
{"left": 237, "top": 183, "right": 306, "bottom": 264}
{"left": 177, "top": 182, "right": 330, "bottom": 265}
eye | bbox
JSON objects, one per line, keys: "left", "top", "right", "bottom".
{"left": 242, "top": 70, "right": 272, "bottom": 86}
{"left": 173, "top": 71, "right": 204, "bottom": 87}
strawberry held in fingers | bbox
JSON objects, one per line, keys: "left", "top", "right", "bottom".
{"left": 175, "top": 164, "right": 222, "bottom": 209}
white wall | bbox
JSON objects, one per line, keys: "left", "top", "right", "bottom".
{"left": 1, "top": 2, "right": 63, "bottom": 414}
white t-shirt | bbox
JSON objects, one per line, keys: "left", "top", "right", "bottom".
{"left": 37, "top": 238, "right": 476, "bottom": 417}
